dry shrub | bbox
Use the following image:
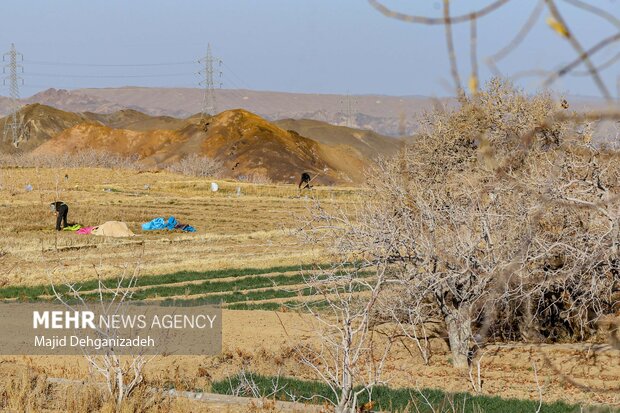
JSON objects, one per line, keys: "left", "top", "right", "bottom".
{"left": 0, "top": 150, "right": 141, "bottom": 170}
{"left": 0, "top": 370, "right": 187, "bottom": 413}
{"left": 0, "top": 150, "right": 225, "bottom": 179}
{"left": 0, "top": 368, "right": 52, "bottom": 411}
{"left": 109, "top": 384, "right": 174, "bottom": 413}
{"left": 63, "top": 383, "right": 108, "bottom": 413}
{"left": 62, "top": 381, "right": 178, "bottom": 413}
{"left": 166, "top": 154, "right": 223, "bottom": 177}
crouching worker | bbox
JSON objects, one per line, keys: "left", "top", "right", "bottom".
{"left": 299, "top": 172, "right": 312, "bottom": 190}
{"left": 50, "top": 201, "right": 69, "bottom": 231}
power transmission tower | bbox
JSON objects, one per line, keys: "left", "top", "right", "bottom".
{"left": 198, "top": 44, "right": 222, "bottom": 118}
{"left": 340, "top": 92, "right": 357, "bottom": 128}
{"left": 3, "top": 43, "right": 24, "bottom": 147}
{"left": 398, "top": 111, "right": 407, "bottom": 136}
{"left": 316, "top": 108, "right": 328, "bottom": 122}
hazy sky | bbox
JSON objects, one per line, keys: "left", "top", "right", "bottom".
{"left": 2, "top": 0, "right": 619, "bottom": 98}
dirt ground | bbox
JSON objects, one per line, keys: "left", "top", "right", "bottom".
{"left": 2, "top": 310, "right": 618, "bottom": 409}
{"left": 0, "top": 167, "right": 357, "bottom": 286}
{"left": 0, "top": 167, "right": 618, "bottom": 411}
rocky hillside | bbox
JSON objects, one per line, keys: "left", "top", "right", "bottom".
{"left": 29, "top": 107, "right": 378, "bottom": 184}
{"left": 0, "top": 104, "right": 92, "bottom": 152}
{"left": 178, "top": 110, "right": 367, "bottom": 184}
{"left": 83, "top": 109, "right": 187, "bottom": 131}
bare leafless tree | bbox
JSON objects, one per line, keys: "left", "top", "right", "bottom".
{"left": 165, "top": 153, "right": 223, "bottom": 177}
{"left": 295, "top": 210, "right": 394, "bottom": 413}
{"left": 301, "top": 80, "right": 619, "bottom": 377}
{"left": 50, "top": 262, "right": 153, "bottom": 410}
{"left": 0, "top": 150, "right": 141, "bottom": 170}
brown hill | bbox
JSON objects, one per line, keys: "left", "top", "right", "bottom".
{"left": 32, "top": 123, "right": 182, "bottom": 166}
{"left": 34, "top": 109, "right": 369, "bottom": 184}
{"left": 178, "top": 110, "right": 367, "bottom": 184}
{"left": 0, "top": 103, "right": 92, "bottom": 152}
{"left": 83, "top": 109, "right": 187, "bottom": 131}
{"left": 274, "top": 118, "right": 402, "bottom": 160}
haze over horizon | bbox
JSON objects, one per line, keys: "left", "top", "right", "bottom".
{"left": 1, "top": 1, "right": 618, "bottom": 99}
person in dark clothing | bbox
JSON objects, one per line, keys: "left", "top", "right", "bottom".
{"left": 50, "top": 201, "right": 69, "bottom": 231}
{"left": 299, "top": 172, "right": 312, "bottom": 190}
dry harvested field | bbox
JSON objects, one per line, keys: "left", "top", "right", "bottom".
{"left": 1, "top": 311, "right": 619, "bottom": 411}
{"left": 0, "top": 167, "right": 618, "bottom": 412}
{"left": 0, "top": 167, "right": 359, "bottom": 287}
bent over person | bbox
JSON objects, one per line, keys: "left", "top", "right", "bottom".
{"left": 50, "top": 201, "right": 69, "bottom": 231}
{"left": 298, "top": 172, "right": 312, "bottom": 190}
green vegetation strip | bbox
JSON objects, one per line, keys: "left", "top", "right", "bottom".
{"left": 211, "top": 374, "right": 596, "bottom": 413}
{"left": 0, "top": 264, "right": 320, "bottom": 300}
{"left": 13, "top": 284, "right": 355, "bottom": 306}
{"left": 79, "top": 271, "right": 370, "bottom": 301}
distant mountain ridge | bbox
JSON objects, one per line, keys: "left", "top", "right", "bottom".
{"left": 0, "top": 87, "right": 447, "bottom": 136}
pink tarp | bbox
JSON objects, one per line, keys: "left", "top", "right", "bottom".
{"left": 76, "top": 226, "right": 95, "bottom": 235}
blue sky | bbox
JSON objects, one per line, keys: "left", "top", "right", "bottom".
{"left": 2, "top": 0, "right": 619, "bottom": 98}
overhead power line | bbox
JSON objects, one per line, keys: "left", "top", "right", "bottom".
{"left": 24, "top": 60, "right": 195, "bottom": 67}
{"left": 221, "top": 61, "right": 253, "bottom": 90}
{"left": 25, "top": 72, "right": 192, "bottom": 79}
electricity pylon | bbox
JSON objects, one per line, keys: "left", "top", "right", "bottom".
{"left": 198, "top": 44, "right": 222, "bottom": 118}
{"left": 340, "top": 92, "right": 357, "bottom": 128}
{"left": 3, "top": 43, "right": 24, "bottom": 147}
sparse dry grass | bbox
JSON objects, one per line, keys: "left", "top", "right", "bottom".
{"left": 1, "top": 310, "right": 618, "bottom": 409}
{"left": 0, "top": 167, "right": 357, "bottom": 286}
{"left": 0, "top": 365, "right": 211, "bottom": 412}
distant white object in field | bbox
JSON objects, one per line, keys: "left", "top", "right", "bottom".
{"left": 25, "top": 184, "right": 33, "bottom": 192}
{"left": 144, "top": 184, "right": 150, "bottom": 190}
{"left": 210, "top": 182, "right": 219, "bottom": 192}
{"left": 236, "top": 186, "right": 241, "bottom": 196}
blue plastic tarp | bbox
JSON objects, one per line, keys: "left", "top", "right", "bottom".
{"left": 141, "top": 216, "right": 194, "bottom": 232}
